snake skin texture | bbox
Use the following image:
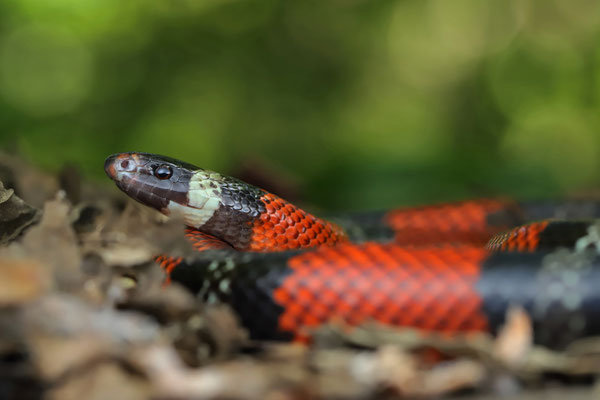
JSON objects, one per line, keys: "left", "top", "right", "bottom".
{"left": 383, "top": 199, "right": 523, "bottom": 246}
{"left": 184, "top": 228, "right": 232, "bottom": 251}
{"left": 105, "top": 152, "right": 347, "bottom": 251}
{"left": 169, "top": 243, "right": 600, "bottom": 349}
{"left": 249, "top": 192, "right": 347, "bottom": 251}
{"left": 104, "top": 153, "right": 600, "bottom": 348}
{"left": 486, "top": 221, "right": 592, "bottom": 252}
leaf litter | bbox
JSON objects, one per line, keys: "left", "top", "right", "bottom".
{"left": 0, "top": 155, "right": 599, "bottom": 399}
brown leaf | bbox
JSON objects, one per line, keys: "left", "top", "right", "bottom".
{"left": 23, "top": 294, "right": 161, "bottom": 380}
{"left": 494, "top": 306, "right": 533, "bottom": 368}
{"left": 0, "top": 181, "right": 40, "bottom": 246}
{"left": 19, "top": 194, "right": 82, "bottom": 290}
{"left": 0, "top": 259, "right": 50, "bottom": 306}
{"left": 47, "top": 362, "right": 150, "bottom": 400}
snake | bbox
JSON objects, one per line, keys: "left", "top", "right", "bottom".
{"left": 104, "top": 152, "right": 600, "bottom": 349}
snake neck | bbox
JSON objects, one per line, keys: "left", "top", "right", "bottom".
{"left": 104, "top": 152, "right": 348, "bottom": 252}
{"left": 180, "top": 170, "right": 349, "bottom": 251}
{"left": 241, "top": 191, "right": 348, "bottom": 251}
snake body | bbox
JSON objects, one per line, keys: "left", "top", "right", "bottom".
{"left": 104, "top": 152, "right": 600, "bottom": 349}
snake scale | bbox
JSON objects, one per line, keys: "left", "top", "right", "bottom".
{"left": 105, "top": 152, "right": 600, "bottom": 349}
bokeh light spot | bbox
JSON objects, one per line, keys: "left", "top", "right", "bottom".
{"left": 126, "top": 70, "right": 237, "bottom": 171}
{"left": 0, "top": 25, "right": 93, "bottom": 117}
{"left": 500, "top": 110, "right": 599, "bottom": 190}
{"left": 555, "top": 0, "right": 600, "bottom": 35}
{"left": 487, "top": 41, "right": 584, "bottom": 119}
{"left": 524, "top": 0, "right": 600, "bottom": 46}
{"left": 336, "top": 78, "right": 447, "bottom": 164}
{"left": 388, "top": 0, "right": 524, "bottom": 90}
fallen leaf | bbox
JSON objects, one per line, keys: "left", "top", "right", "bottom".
{"left": 0, "top": 181, "right": 40, "bottom": 245}
{"left": 0, "top": 259, "right": 50, "bottom": 306}
{"left": 494, "top": 306, "right": 533, "bottom": 368}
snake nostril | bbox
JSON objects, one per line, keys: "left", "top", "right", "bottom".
{"left": 104, "top": 154, "right": 117, "bottom": 179}
{"left": 104, "top": 153, "right": 136, "bottom": 179}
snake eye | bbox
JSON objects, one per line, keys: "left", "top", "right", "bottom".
{"left": 120, "top": 160, "right": 130, "bottom": 169}
{"left": 154, "top": 165, "right": 173, "bottom": 180}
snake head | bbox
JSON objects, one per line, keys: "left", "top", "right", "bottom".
{"left": 105, "top": 152, "right": 347, "bottom": 251}
{"left": 104, "top": 152, "right": 224, "bottom": 228}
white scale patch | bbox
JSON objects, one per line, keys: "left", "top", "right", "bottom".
{"left": 164, "top": 170, "right": 223, "bottom": 229}
{"left": 575, "top": 222, "right": 600, "bottom": 252}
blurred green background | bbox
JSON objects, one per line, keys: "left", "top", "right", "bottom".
{"left": 0, "top": 0, "right": 599, "bottom": 211}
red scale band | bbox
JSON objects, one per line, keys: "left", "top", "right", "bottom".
{"left": 384, "top": 199, "right": 515, "bottom": 246}
{"left": 486, "top": 221, "right": 550, "bottom": 252}
{"left": 273, "top": 243, "right": 489, "bottom": 342}
{"left": 249, "top": 192, "right": 347, "bottom": 252}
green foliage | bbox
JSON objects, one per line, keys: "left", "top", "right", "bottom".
{"left": 1, "top": 0, "right": 600, "bottom": 210}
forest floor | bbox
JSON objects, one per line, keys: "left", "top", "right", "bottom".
{"left": 0, "top": 154, "right": 598, "bottom": 400}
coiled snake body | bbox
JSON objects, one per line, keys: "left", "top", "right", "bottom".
{"left": 105, "top": 152, "right": 600, "bottom": 349}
